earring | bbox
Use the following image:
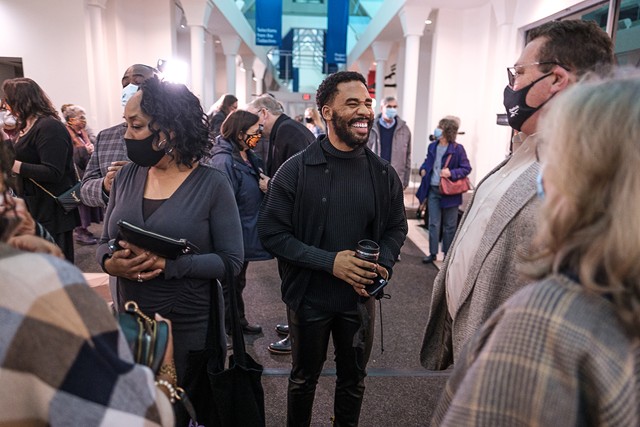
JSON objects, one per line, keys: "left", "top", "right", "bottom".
{"left": 157, "top": 139, "right": 167, "bottom": 150}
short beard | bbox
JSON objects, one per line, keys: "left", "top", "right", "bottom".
{"left": 332, "top": 114, "right": 372, "bottom": 148}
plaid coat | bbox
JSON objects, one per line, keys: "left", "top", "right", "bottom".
{"left": 0, "top": 244, "right": 173, "bottom": 426}
{"left": 80, "top": 123, "right": 127, "bottom": 208}
{"left": 433, "top": 275, "right": 640, "bottom": 426}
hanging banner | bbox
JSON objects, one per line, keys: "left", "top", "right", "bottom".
{"left": 326, "top": 0, "right": 349, "bottom": 64}
{"left": 256, "top": 0, "right": 282, "bottom": 46}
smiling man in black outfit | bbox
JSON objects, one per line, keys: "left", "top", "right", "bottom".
{"left": 258, "top": 71, "right": 407, "bottom": 426}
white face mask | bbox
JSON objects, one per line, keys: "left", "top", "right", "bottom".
{"left": 0, "top": 110, "right": 17, "bottom": 129}
{"left": 121, "top": 83, "right": 139, "bottom": 107}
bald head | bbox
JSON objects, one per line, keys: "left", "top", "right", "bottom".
{"left": 121, "top": 64, "right": 155, "bottom": 88}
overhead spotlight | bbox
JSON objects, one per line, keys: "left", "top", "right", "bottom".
{"left": 425, "top": 19, "right": 432, "bottom": 25}
{"left": 180, "top": 13, "right": 187, "bottom": 29}
{"left": 157, "top": 58, "right": 189, "bottom": 84}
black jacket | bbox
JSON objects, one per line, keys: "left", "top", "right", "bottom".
{"left": 267, "top": 114, "right": 315, "bottom": 176}
{"left": 258, "top": 137, "right": 408, "bottom": 311}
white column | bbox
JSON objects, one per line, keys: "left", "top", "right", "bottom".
{"left": 356, "top": 59, "right": 370, "bottom": 76}
{"left": 220, "top": 35, "right": 242, "bottom": 94}
{"left": 253, "top": 59, "right": 267, "bottom": 96}
{"left": 372, "top": 41, "right": 392, "bottom": 105}
{"left": 181, "top": 0, "right": 213, "bottom": 103}
{"left": 86, "top": 0, "right": 109, "bottom": 128}
{"left": 189, "top": 25, "right": 206, "bottom": 99}
{"left": 204, "top": 31, "right": 216, "bottom": 110}
{"left": 399, "top": 6, "right": 430, "bottom": 138}
{"left": 240, "top": 55, "right": 255, "bottom": 104}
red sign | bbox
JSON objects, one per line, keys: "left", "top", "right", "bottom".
{"left": 302, "top": 93, "right": 311, "bottom": 101}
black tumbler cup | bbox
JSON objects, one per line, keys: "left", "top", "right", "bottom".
{"left": 354, "top": 239, "right": 388, "bottom": 298}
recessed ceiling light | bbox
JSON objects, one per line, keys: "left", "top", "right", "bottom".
{"left": 425, "top": 19, "right": 432, "bottom": 25}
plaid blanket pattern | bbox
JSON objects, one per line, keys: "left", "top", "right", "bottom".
{"left": 0, "top": 244, "right": 173, "bottom": 426}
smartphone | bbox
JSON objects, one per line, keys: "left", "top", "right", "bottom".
{"left": 365, "top": 275, "right": 388, "bottom": 298}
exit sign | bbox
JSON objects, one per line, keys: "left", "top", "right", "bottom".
{"left": 302, "top": 93, "right": 311, "bottom": 100}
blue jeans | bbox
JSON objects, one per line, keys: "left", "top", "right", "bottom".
{"left": 427, "top": 185, "right": 458, "bottom": 256}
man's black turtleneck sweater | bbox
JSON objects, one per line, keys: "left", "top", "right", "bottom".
{"left": 303, "top": 138, "right": 376, "bottom": 312}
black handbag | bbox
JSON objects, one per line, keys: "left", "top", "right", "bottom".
{"left": 115, "top": 220, "right": 200, "bottom": 259}
{"left": 117, "top": 300, "right": 169, "bottom": 374}
{"left": 29, "top": 164, "right": 82, "bottom": 213}
{"left": 177, "top": 256, "right": 266, "bottom": 427}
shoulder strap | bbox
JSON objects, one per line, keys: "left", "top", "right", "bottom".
{"left": 29, "top": 178, "right": 57, "bottom": 199}
{"left": 443, "top": 154, "right": 452, "bottom": 169}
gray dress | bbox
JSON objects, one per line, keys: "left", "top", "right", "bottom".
{"left": 97, "top": 162, "right": 244, "bottom": 380}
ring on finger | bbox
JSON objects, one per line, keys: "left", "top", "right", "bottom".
{"left": 137, "top": 273, "right": 143, "bottom": 283}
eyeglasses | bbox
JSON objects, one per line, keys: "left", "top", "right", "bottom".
{"left": 506, "top": 61, "right": 567, "bottom": 88}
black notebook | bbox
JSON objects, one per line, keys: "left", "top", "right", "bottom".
{"left": 116, "top": 220, "right": 200, "bottom": 260}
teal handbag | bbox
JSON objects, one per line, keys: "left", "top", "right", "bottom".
{"left": 118, "top": 300, "right": 169, "bottom": 374}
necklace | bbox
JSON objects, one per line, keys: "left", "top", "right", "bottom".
{"left": 18, "top": 116, "right": 37, "bottom": 137}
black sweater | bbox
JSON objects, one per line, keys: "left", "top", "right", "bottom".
{"left": 258, "top": 137, "right": 408, "bottom": 312}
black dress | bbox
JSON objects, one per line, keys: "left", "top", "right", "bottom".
{"left": 14, "top": 116, "right": 79, "bottom": 261}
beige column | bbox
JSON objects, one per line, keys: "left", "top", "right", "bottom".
{"left": 399, "top": 6, "right": 430, "bottom": 138}
{"left": 220, "top": 35, "right": 242, "bottom": 94}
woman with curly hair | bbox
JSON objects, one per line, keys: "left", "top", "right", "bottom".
{"left": 433, "top": 71, "right": 640, "bottom": 426}
{"left": 96, "top": 77, "right": 244, "bottom": 383}
{"left": 3, "top": 78, "right": 80, "bottom": 262}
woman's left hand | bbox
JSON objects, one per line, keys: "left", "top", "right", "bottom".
{"left": 119, "top": 240, "right": 167, "bottom": 271}
{"left": 440, "top": 168, "right": 451, "bottom": 178}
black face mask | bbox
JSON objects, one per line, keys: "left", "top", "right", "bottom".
{"left": 503, "top": 73, "right": 553, "bottom": 132}
{"left": 304, "top": 117, "right": 313, "bottom": 123}
{"left": 124, "top": 133, "right": 166, "bottom": 167}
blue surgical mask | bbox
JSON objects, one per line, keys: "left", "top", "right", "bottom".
{"left": 121, "top": 83, "right": 139, "bottom": 107}
{"left": 384, "top": 108, "right": 397, "bottom": 120}
{"left": 536, "top": 170, "right": 545, "bottom": 200}
{"left": 433, "top": 128, "right": 442, "bottom": 139}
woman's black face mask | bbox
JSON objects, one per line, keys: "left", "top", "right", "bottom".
{"left": 124, "top": 133, "right": 166, "bottom": 167}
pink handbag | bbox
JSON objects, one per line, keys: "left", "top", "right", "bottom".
{"left": 439, "top": 154, "right": 471, "bottom": 195}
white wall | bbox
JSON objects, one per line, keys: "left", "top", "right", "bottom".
{"left": 0, "top": 0, "right": 91, "bottom": 119}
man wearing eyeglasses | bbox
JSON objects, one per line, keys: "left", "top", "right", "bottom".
{"left": 421, "top": 20, "right": 614, "bottom": 371}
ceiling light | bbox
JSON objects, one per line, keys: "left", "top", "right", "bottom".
{"left": 425, "top": 19, "right": 432, "bottom": 25}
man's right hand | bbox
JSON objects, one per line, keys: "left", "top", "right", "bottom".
{"left": 103, "top": 160, "right": 129, "bottom": 194}
{"left": 332, "top": 250, "right": 378, "bottom": 295}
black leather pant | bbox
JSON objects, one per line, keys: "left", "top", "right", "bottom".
{"left": 287, "top": 298, "right": 375, "bottom": 427}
